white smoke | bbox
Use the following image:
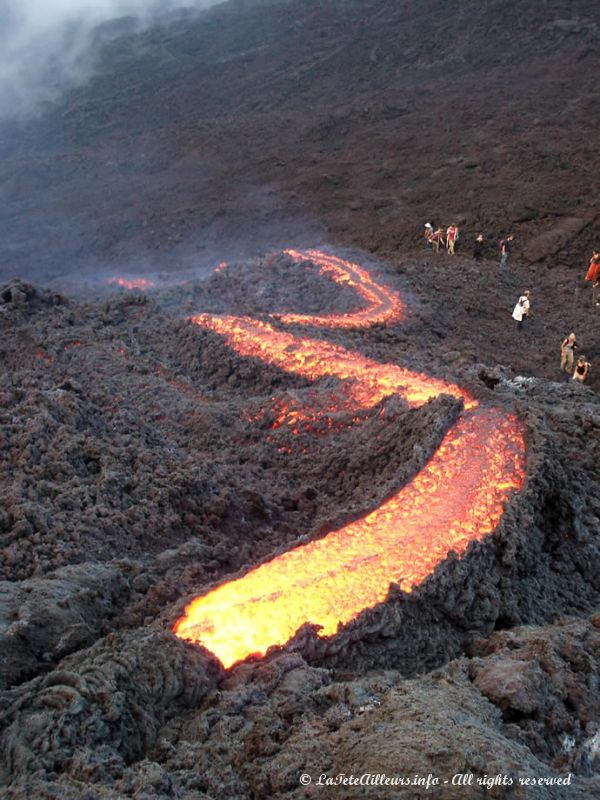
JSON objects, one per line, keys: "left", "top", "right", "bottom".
{"left": 0, "top": 0, "right": 221, "bottom": 117}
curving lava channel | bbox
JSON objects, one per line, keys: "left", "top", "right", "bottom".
{"left": 174, "top": 249, "right": 526, "bottom": 668}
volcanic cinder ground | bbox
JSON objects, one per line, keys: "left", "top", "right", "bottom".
{"left": 1, "top": 1, "right": 600, "bottom": 799}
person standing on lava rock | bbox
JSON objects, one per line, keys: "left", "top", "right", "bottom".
{"left": 560, "top": 332, "right": 577, "bottom": 375}
{"left": 424, "top": 222, "right": 434, "bottom": 248}
{"left": 573, "top": 355, "right": 591, "bottom": 384}
{"left": 431, "top": 227, "right": 445, "bottom": 253}
{"left": 473, "top": 233, "right": 485, "bottom": 261}
{"left": 512, "top": 290, "right": 530, "bottom": 329}
{"left": 446, "top": 225, "right": 459, "bottom": 254}
{"left": 584, "top": 250, "right": 600, "bottom": 305}
{"left": 499, "top": 234, "right": 514, "bottom": 269}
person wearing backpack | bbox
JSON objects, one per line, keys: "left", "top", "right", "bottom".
{"left": 431, "top": 227, "right": 445, "bottom": 253}
{"left": 423, "top": 222, "right": 434, "bottom": 249}
{"left": 499, "top": 234, "right": 514, "bottom": 269}
{"left": 512, "top": 290, "right": 530, "bottom": 329}
{"left": 560, "top": 332, "right": 577, "bottom": 375}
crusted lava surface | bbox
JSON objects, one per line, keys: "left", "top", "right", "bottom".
{"left": 1, "top": 248, "right": 600, "bottom": 799}
{"left": 1, "top": 0, "right": 600, "bottom": 798}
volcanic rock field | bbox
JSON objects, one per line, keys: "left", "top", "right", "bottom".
{"left": 1, "top": 1, "right": 600, "bottom": 798}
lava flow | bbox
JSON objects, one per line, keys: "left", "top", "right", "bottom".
{"left": 109, "top": 276, "right": 156, "bottom": 291}
{"left": 279, "top": 248, "right": 404, "bottom": 327}
{"left": 175, "top": 249, "right": 526, "bottom": 668}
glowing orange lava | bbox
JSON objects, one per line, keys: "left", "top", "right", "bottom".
{"left": 175, "top": 248, "right": 526, "bottom": 668}
{"left": 279, "top": 249, "right": 404, "bottom": 327}
{"left": 191, "top": 314, "right": 475, "bottom": 412}
{"left": 109, "top": 277, "right": 156, "bottom": 291}
{"left": 250, "top": 388, "right": 371, "bottom": 434}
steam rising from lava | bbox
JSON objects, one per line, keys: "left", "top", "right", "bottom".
{"left": 174, "top": 249, "right": 526, "bottom": 668}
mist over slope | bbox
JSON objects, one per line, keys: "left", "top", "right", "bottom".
{"left": 0, "top": 0, "right": 228, "bottom": 118}
{"left": 0, "top": 0, "right": 598, "bottom": 288}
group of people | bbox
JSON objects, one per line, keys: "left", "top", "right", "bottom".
{"left": 424, "top": 223, "right": 517, "bottom": 267}
{"left": 424, "top": 223, "right": 459, "bottom": 254}
{"left": 560, "top": 332, "right": 591, "bottom": 383}
{"left": 511, "top": 270, "right": 594, "bottom": 385}
{"left": 554, "top": 250, "right": 598, "bottom": 383}
{"left": 422, "top": 220, "right": 596, "bottom": 386}
{"left": 474, "top": 233, "right": 515, "bottom": 267}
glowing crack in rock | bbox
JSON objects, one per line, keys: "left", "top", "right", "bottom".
{"left": 174, "top": 249, "right": 526, "bottom": 668}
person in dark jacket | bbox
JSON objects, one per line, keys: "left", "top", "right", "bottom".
{"left": 573, "top": 356, "right": 591, "bottom": 384}
{"left": 473, "top": 234, "right": 485, "bottom": 261}
{"left": 499, "top": 234, "right": 514, "bottom": 269}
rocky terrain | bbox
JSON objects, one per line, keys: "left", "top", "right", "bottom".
{"left": 1, "top": 0, "right": 600, "bottom": 798}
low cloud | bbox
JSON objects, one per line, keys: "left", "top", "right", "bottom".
{"left": 0, "top": 0, "right": 221, "bottom": 118}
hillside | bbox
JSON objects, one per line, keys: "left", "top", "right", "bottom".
{"left": 1, "top": 1, "right": 600, "bottom": 798}
{"left": 0, "top": 0, "right": 599, "bottom": 281}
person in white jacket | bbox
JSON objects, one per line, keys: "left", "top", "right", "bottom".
{"left": 512, "top": 290, "right": 530, "bottom": 329}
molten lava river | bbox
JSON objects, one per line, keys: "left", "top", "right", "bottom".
{"left": 174, "top": 249, "right": 526, "bottom": 668}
